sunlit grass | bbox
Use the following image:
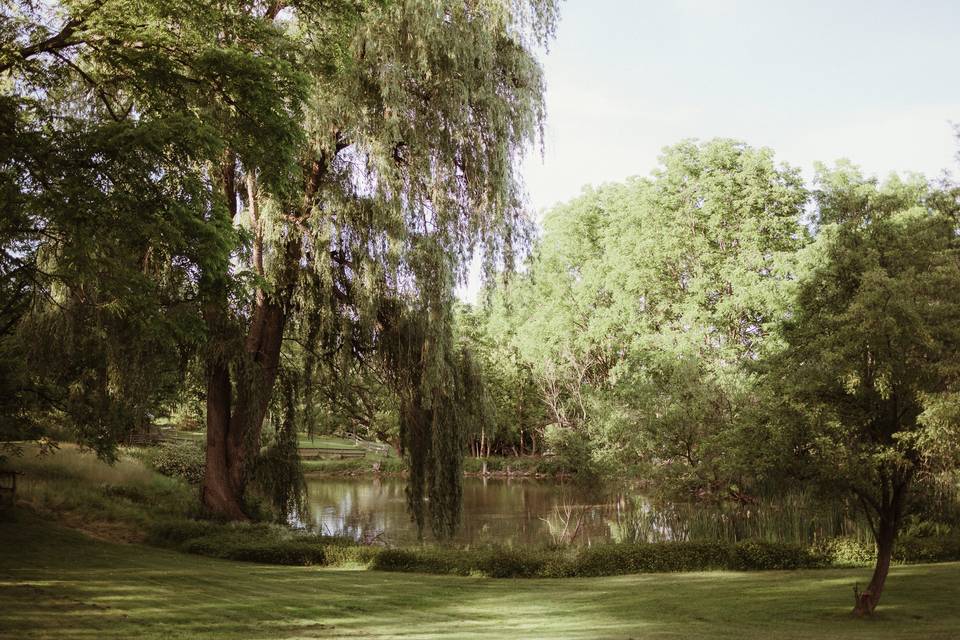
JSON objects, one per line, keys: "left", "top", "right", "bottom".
{"left": 1, "top": 512, "right": 959, "bottom": 639}
{"left": 1, "top": 450, "right": 959, "bottom": 638}
{"left": 297, "top": 435, "right": 362, "bottom": 449}
{"left": 8, "top": 444, "right": 197, "bottom": 540}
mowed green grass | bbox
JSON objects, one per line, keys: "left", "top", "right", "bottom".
{"left": 1, "top": 512, "right": 959, "bottom": 640}
{"left": 297, "top": 435, "right": 365, "bottom": 450}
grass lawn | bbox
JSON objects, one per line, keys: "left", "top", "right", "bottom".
{"left": 297, "top": 435, "right": 362, "bottom": 450}
{"left": 1, "top": 512, "right": 959, "bottom": 639}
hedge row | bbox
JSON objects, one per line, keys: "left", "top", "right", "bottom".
{"left": 371, "top": 540, "right": 827, "bottom": 578}
{"left": 147, "top": 519, "right": 960, "bottom": 577}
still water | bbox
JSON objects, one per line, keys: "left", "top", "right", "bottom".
{"left": 303, "top": 475, "right": 868, "bottom": 546}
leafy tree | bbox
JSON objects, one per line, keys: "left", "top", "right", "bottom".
{"left": 761, "top": 167, "right": 960, "bottom": 614}
{"left": 3, "top": 0, "right": 558, "bottom": 535}
{"left": 456, "top": 302, "right": 547, "bottom": 456}
{"left": 490, "top": 140, "right": 808, "bottom": 489}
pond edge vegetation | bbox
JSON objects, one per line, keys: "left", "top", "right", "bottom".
{"left": 7, "top": 446, "right": 960, "bottom": 580}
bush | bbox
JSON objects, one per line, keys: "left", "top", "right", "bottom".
{"left": 182, "top": 536, "right": 327, "bottom": 565}
{"left": 147, "top": 441, "right": 206, "bottom": 484}
{"left": 895, "top": 534, "right": 960, "bottom": 563}
{"left": 733, "top": 541, "right": 825, "bottom": 570}
{"left": 543, "top": 425, "right": 597, "bottom": 476}
{"left": 461, "top": 456, "right": 566, "bottom": 476}
{"left": 368, "top": 540, "right": 828, "bottom": 579}
{"left": 146, "top": 519, "right": 221, "bottom": 547}
{"left": 814, "top": 537, "right": 875, "bottom": 566}
{"left": 322, "top": 543, "right": 382, "bottom": 567}
{"left": 155, "top": 518, "right": 960, "bottom": 576}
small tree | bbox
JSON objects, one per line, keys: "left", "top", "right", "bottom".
{"left": 764, "top": 168, "right": 960, "bottom": 615}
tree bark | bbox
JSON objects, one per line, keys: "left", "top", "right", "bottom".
{"left": 202, "top": 354, "right": 249, "bottom": 520}
{"left": 200, "top": 149, "right": 326, "bottom": 520}
{"left": 201, "top": 262, "right": 294, "bottom": 519}
{"left": 200, "top": 153, "right": 251, "bottom": 519}
{"left": 853, "top": 475, "right": 909, "bottom": 616}
{"left": 854, "top": 516, "right": 896, "bottom": 616}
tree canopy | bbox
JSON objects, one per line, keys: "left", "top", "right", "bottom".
{"left": 2, "top": 0, "right": 558, "bottom": 534}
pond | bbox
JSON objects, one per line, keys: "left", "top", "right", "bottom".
{"left": 302, "top": 475, "right": 871, "bottom": 546}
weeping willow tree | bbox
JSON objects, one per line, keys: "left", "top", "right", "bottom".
{"left": 217, "top": 0, "right": 559, "bottom": 530}
{"left": 3, "top": 0, "right": 556, "bottom": 530}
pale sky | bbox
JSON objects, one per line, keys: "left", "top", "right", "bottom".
{"left": 459, "top": 0, "right": 960, "bottom": 300}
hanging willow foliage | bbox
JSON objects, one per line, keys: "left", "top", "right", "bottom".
{"left": 5, "top": 0, "right": 556, "bottom": 524}
{"left": 271, "top": 0, "right": 557, "bottom": 534}
{"left": 250, "top": 368, "right": 309, "bottom": 523}
{"left": 373, "top": 265, "right": 490, "bottom": 539}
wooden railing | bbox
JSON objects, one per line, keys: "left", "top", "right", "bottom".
{"left": 356, "top": 440, "right": 393, "bottom": 455}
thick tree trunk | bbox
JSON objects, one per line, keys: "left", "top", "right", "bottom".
{"left": 201, "top": 294, "right": 291, "bottom": 519}
{"left": 202, "top": 356, "right": 249, "bottom": 520}
{"left": 200, "top": 146, "right": 331, "bottom": 520}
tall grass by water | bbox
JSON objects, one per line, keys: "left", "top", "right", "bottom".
{"left": 608, "top": 493, "right": 873, "bottom": 546}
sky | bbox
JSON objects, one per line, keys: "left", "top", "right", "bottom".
{"left": 459, "top": 0, "right": 960, "bottom": 300}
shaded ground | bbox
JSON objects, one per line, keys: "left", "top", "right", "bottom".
{"left": 1, "top": 511, "right": 959, "bottom": 639}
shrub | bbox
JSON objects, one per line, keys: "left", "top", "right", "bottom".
{"left": 147, "top": 441, "right": 206, "bottom": 484}
{"left": 732, "top": 541, "right": 825, "bottom": 570}
{"left": 322, "top": 543, "right": 382, "bottom": 567}
{"left": 146, "top": 519, "right": 221, "bottom": 547}
{"left": 156, "top": 521, "right": 960, "bottom": 576}
{"left": 895, "top": 534, "right": 960, "bottom": 563}
{"left": 182, "top": 536, "right": 327, "bottom": 565}
{"left": 543, "top": 425, "right": 597, "bottom": 476}
{"left": 99, "top": 483, "right": 151, "bottom": 503}
{"left": 814, "top": 537, "right": 875, "bottom": 566}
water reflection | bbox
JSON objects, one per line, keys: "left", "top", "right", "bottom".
{"left": 304, "top": 476, "right": 870, "bottom": 546}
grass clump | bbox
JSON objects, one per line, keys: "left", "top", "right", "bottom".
{"left": 10, "top": 444, "right": 198, "bottom": 539}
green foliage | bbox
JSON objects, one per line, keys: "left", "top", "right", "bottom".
{"left": 136, "top": 441, "right": 206, "bottom": 485}
{"left": 483, "top": 139, "right": 809, "bottom": 489}
{"left": 366, "top": 538, "right": 960, "bottom": 578}
{"left": 182, "top": 535, "right": 328, "bottom": 566}
{"left": 301, "top": 456, "right": 407, "bottom": 474}
{"left": 756, "top": 166, "right": 960, "bottom": 557}
{"left": 4, "top": 0, "right": 558, "bottom": 532}
{"left": 542, "top": 425, "right": 601, "bottom": 478}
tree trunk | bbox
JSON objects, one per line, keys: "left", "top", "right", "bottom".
{"left": 200, "top": 147, "right": 329, "bottom": 520}
{"left": 853, "top": 476, "right": 909, "bottom": 617}
{"left": 853, "top": 517, "right": 896, "bottom": 616}
{"left": 202, "top": 356, "right": 249, "bottom": 520}
{"left": 201, "top": 286, "right": 291, "bottom": 519}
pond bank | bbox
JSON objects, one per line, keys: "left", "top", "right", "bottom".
{"left": 10, "top": 445, "right": 960, "bottom": 577}
{"left": 301, "top": 454, "right": 569, "bottom": 479}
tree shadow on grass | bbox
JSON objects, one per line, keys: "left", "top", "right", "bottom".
{"left": 1, "top": 515, "right": 958, "bottom": 639}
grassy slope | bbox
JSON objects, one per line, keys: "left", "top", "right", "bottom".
{"left": 1, "top": 512, "right": 959, "bottom": 640}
